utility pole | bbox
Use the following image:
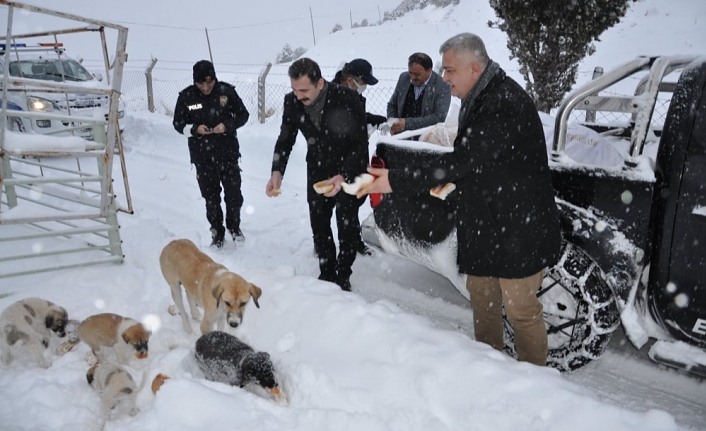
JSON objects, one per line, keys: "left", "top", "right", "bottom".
{"left": 309, "top": 7, "right": 316, "bottom": 46}
{"left": 350, "top": 10, "right": 353, "bottom": 28}
{"left": 205, "top": 27, "right": 213, "bottom": 63}
{"left": 378, "top": 5, "right": 382, "bottom": 24}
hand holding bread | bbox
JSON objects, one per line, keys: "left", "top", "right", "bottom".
{"left": 313, "top": 180, "right": 335, "bottom": 194}
{"left": 341, "top": 174, "right": 375, "bottom": 195}
{"left": 430, "top": 183, "right": 456, "bottom": 200}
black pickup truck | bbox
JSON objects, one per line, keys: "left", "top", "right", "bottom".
{"left": 363, "top": 55, "right": 706, "bottom": 375}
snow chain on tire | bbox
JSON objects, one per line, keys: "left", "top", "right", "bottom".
{"left": 503, "top": 240, "right": 621, "bottom": 372}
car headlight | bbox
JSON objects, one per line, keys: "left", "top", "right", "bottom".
{"left": 27, "top": 96, "right": 55, "bottom": 112}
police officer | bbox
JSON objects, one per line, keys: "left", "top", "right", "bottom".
{"left": 173, "top": 60, "right": 250, "bottom": 248}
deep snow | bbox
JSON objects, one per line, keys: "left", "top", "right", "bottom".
{"left": 1, "top": 0, "right": 705, "bottom": 430}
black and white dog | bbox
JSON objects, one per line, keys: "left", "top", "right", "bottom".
{"left": 195, "top": 331, "right": 281, "bottom": 397}
{"left": 0, "top": 298, "right": 69, "bottom": 368}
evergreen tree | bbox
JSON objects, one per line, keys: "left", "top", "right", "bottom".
{"left": 489, "top": 0, "right": 636, "bottom": 112}
{"left": 331, "top": 23, "right": 343, "bottom": 34}
{"left": 276, "top": 43, "right": 307, "bottom": 64}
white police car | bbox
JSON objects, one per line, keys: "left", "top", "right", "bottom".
{"left": 0, "top": 43, "right": 124, "bottom": 138}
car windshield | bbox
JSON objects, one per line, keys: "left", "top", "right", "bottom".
{"left": 8, "top": 58, "right": 93, "bottom": 82}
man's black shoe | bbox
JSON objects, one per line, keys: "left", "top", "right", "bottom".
{"left": 318, "top": 272, "right": 336, "bottom": 283}
{"left": 230, "top": 228, "right": 245, "bottom": 242}
{"left": 211, "top": 235, "right": 225, "bottom": 249}
{"left": 210, "top": 228, "right": 225, "bottom": 249}
{"left": 336, "top": 278, "right": 352, "bottom": 292}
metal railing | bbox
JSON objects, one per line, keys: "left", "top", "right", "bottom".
{"left": 0, "top": 0, "right": 129, "bottom": 278}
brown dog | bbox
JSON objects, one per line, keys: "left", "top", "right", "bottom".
{"left": 159, "top": 239, "right": 262, "bottom": 335}
{"left": 78, "top": 313, "right": 150, "bottom": 365}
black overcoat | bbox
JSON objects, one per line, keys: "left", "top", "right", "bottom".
{"left": 271, "top": 83, "right": 368, "bottom": 185}
{"left": 389, "top": 68, "right": 561, "bottom": 278}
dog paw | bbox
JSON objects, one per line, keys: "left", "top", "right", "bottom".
{"left": 85, "top": 352, "right": 98, "bottom": 366}
{"left": 59, "top": 340, "right": 79, "bottom": 355}
{"left": 167, "top": 305, "right": 178, "bottom": 316}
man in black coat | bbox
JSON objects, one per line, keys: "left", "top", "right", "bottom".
{"left": 359, "top": 33, "right": 561, "bottom": 366}
{"left": 331, "top": 58, "right": 386, "bottom": 257}
{"left": 173, "top": 60, "right": 250, "bottom": 248}
{"left": 265, "top": 58, "right": 368, "bottom": 291}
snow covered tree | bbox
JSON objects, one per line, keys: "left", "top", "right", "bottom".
{"left": 384, "top": 0, "right": 459, "bottom": 21}
{"left": 331, "top": 23, "right": 343, "bottom": 34}
{"left": 275, "top": 44, "right": 307, "bottom": 64}
{"left": 489, "top": 0, "right": 636, "bottom": 112}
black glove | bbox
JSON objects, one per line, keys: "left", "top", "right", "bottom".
{"left": 366, "top": 113, "right": 387, "bottom": 127}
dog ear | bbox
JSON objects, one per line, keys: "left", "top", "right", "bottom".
{"left": 250, "top": 284, "right": 262, "bottom": 309}
{"left": 122, "top": 330, "right": 130, "bottom": 344}
{"left": 214, "top": 284, "right": 224, "bottom": 308}
{"left": 45, "top": 315, "right": 54, "bottom": 329}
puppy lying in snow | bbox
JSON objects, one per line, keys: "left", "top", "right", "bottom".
{"left": 195, "top": 331, "right": 284, "bottom": 402}
{"left": 86, "top": 362, "right": 147, "bottom": 419}
{"left": 0, "top": 297, "right": 69, "bottom": 368}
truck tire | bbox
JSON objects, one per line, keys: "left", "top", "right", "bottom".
{"left": 503, "top": 240, "right": 620, "bottom": 372}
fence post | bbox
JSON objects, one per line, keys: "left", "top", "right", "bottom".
{"left": 585, "top": 66, "right": 603, "bottom": 123}
{"left": 145, "top": 57, "right": 158, "bottom": 113}
{"left": 258, "top": 62, "right": 272, "bottom": 124}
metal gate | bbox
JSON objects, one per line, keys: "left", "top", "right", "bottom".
{"left": 0, "top": 1, "right": 130, "bottom": 278}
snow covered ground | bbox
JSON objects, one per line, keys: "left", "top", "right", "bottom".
{"left": 1, "top": 0, "right": 705, "bottom": 430}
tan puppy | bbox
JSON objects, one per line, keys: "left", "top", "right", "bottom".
{"left": 0, "top": 297, "right": 68, "bottom": 368}
{"left": 86, "top": 362, "right": 146, "bottom": 418}
{"left": 159, "top": 239, "right": 262, "bottom": 335}
{"left": 78, "top": 313, "right": 149, "bottom": 365}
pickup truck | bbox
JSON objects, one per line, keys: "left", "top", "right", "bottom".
{"left": 363, "top": 55, "right": 706, "bottom": 375}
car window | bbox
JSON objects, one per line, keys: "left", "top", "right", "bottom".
{"left": 9, "top": 58, "right": 93, "bottom": 82}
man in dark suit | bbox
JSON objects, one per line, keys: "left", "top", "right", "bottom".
{"left": 265, "top": 58, "right": 368, "bottom": 291}
{"left": 359, "top": 34, "right": 561, "bottom": 366}
{"left": 387, "top": 52, "right": 451, "bottom": 135}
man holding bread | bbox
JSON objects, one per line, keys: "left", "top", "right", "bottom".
{"left": 265, "top": 58, "right": 368, "bottom": 292}
{"left": 357, "top": 33, "right": 561, "bottom": 366}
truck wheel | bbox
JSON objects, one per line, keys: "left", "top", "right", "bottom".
{"left": 503, "top": 240, "right": 620, "bottom": 371}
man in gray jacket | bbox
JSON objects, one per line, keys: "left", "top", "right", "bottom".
{"left": 386, "top": 52, "right": 451, "bottom": 135}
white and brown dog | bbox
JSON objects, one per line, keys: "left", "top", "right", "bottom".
{"left": 0, "top": 297, "right": 69, "bottom": 368}
{"left": 78, "top": 313, "right": 150, "bottom": 365}
{"left": 160, "top": 239, "right": 262, "bottom": 335}
{"left": 86, "top": 362, "right": 146, "bottom": 418}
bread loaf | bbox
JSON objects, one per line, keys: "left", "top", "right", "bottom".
{"left": 313, "top": 180, "right": 334, "bottom": 194}
{"left": 430, "top": 183, "right": 456, "bottom": 200}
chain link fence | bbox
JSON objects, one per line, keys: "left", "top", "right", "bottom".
{"left": 116, "top": 62, "right": 396, "bottom": 125}
{"left": 113, "top": 61, "right": 672, "bottom": 129}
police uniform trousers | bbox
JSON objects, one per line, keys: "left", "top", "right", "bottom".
{"left": 194, "top": 155, "right": 243, "bottom": 238}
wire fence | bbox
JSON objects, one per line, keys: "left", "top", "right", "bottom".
{"left": 112, "top": 61, "right": 672, "bottom": 129}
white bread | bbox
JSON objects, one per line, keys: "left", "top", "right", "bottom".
{"left": 271, "top": 189, "right": 281, "bottom": 197}
{"left": 430, "top": 183, "right": 456, "bottom": 200}
{"left": 313, "top": 180, "right": 334, "bottom": 194}
{"left": 341, "top": 173, "right": 374, "bottom": 195}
